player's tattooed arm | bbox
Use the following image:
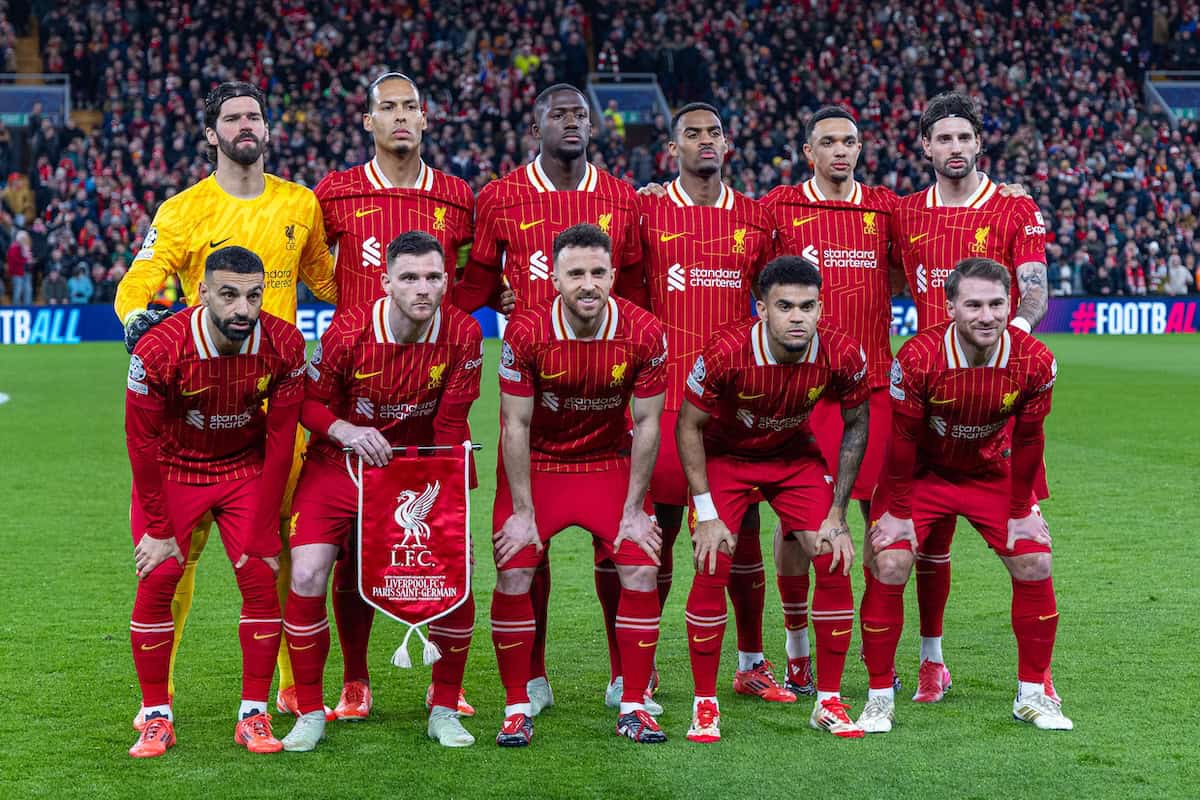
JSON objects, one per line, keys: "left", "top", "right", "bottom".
{"left": 1015, "top": 261, "right": 1048, "bottom": 329}
{"left": 813, "top": 400, "right": 868, "bottom": 574}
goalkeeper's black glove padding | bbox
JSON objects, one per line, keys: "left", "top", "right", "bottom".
{"left": 124, "top": 308, "right": 175, "bottom": 354}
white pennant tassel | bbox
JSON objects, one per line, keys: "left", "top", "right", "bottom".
{"left": 392, "top": 625, "right": 443, "bottom": 668}
{"left": 392, "top": 626, "right": 416, "bottom": 668}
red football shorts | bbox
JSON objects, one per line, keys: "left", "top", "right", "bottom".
{"left": 492, "top": 460, "right": 657, "bottom": 570}
{"left": 288, "top": 456, "right": 358, "bottom": 550}
{"left": 650, "top": 409, "right": 688, "bottom": 507}
{"left": 131, "top": 475, "right": 261, "bottom": 562}
{"left": 810, "top": 387, "right": 890, "bottom": 502}
{"left": 696, "top": 456, "right": 831, "bottom": 537}
{"left": 870, "top": 471, "right": 1051, "bottom": 558}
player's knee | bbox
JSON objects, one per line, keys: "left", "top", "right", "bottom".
{"left": 1006, "top": 552, "right": 1052, "bottom": 582}
{"left": 872, "top": 550, "right": 913, "bottom": 585}
{"left": 496, "top": 568, "right": 535, "bottom": 595}
{"left": 616, "top": 564, "right": 658, "bottom": 592}
{"left": 798, "top": 530, "right": 832, "bottom": 560}
{"left": 774, "top": 534, "right": 810, "bottom": 574}
{"left": 235, "top": 558, "right": 280, "bottom": 609}
{"left": 290, "top": 559, "right": 331, "bottom": 597}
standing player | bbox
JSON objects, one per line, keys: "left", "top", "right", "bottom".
{"left": 280, "top": 232, "right": 483, "bottom": 751}
{"left": 491, "top": 224, "right": 667, "bottom": 746}
{"left": 125, "top": 247, "right": 306, "bottom": 757}
{"left": 313, "top": 72, "right": 480, "bottom": 721}
{"left": 116, "top": 82, "right": 337, "bottom": 727}
{"left": 453, "top": 84, "right": 645, "bottom": 714}
{"left": 857, "top": 258, "right": 1071, "bottom": 733}
{"left": 890, "top": 91, "right": 1051, "bottom": 703}
{"left": 762, "top": 106, "right": 898, "bottom": 697}
{"left": 677, "top": 257, "right": 870, "bottom": 743}
{"left": 639, "top": 103, "right": 792, "bottom": 707}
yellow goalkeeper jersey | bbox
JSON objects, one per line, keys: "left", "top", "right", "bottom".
{"left": 115, "top": 173, "right": 337, "bottom": 325}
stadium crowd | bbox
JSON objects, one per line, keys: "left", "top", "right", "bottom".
{"left": 2, "top": 0, "right": 1200, "bottom": 304}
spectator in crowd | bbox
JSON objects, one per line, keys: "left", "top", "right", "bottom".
{"left": 5, "top": 229, "right": 32, "bottom": 305}
{"left": 67, "top": 263, "right": 92, "bottom": 304}
{"left": 93, "top": 258, "right": 125, "bottom": 305}
{"left": 42, "top": 264, "right": 67, "bottom": 304}
{"left": 1165, "top": 253, "right": 1196, "bottom": 294}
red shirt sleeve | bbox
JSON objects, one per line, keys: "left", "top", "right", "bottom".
{"left": 888, "top": 343, "right": 929, "bottom": 419}
{"left": 884, "top": 410, "right": 921, "bottom": 519}
{"left": 300, "top": 317, "right": 352, "bottom": 438}
{"left": 434, "top": 324, "right": 484, "bottom": 446}
{"left": 614, "top": 199, "right": 649, "bottom": 308}
{"left": 682, "top": 334, "right": 725, "bottom": 414}
{"left": 125, "top": 344, "right": 171, "bottom": 539}
{"left": 452, "top": 192, "right": 503, "bottom": 313}
{"left": 830, "top": 336, "right": 870, "bottom": 409}
{"left": 633, "top": 318, "right": 668, "bottom": 398}
{"left": 498, "top": 318, "right": 536, "bottom": 398}
{"left": 1009, "top": 198, "right": 1047, "bottom": 266}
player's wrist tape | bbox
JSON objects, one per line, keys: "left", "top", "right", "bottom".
{"left": 1010, "top": 317, "right": 1032, "bottom": 333}
{"left": 693, "top": 492, "right": 718, "bottom": 522}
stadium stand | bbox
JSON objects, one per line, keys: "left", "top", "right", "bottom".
{"left": 1, "top": 0, "right": 1199, "bottom": 303}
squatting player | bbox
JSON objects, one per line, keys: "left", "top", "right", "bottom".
{"left": 677, "top": 257, "right": 870, "bottom": 743}
{"left": 891, "top": 91, "right": 1052, "bottom": 704}
{"left": 115, "top": 81, "right": 337, "bottom": 726}
{"left": 762, "top": 105, "right": 899, "bottom": 696}
{"left": 857, "top": 257, "right": 1071, "bottom": 733}
{"left": 124, "top": 246, "right": 306, "bottom": 757}
{"left": 314, "top": 71, "right": 479, "bottom": 720}
{"left": 491, "top": 224, "right": 668, "bottom": 746}
{"left": 453, "top": 84, "right": 646, "bottom": 715}
{"left": 639, "top": 102, "right": 792, "bottom": 706}
{"left": 280, "top": 232, "right": 483, "bottom": 751}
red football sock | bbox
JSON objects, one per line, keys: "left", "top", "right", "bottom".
{"left": 429, "top": 593, "right": 475, "bottom": 709}
{"left": 130, "top": 559, "right": 184, "bottom": 708}
{"left": 728, "top": 521, "right": 765, "bottom": 654}
{"left": 236, "top": 557, "right": 282, "bottom": 703}
{"left": 810, "top": 552, "right": 854, "bottom": 694}
{"left": 616, "top": 588, "right": 660, "bottom": 702}
{"left": 594, "top": 559, "right": 622, "bottom": 682}
{"left": 685, "top": 552, "right": 731, "bottom": 697}
{"left": 331, "top": 556, "right": 374, "bottom": 684}
{"left": 1011, "top": 576, "right": 1058, "bottom": 682}
{"left": 529, "top": 556, "right": 551, "bottom": 680}
{"left": 284, "top": 590, "right": 330, "bottom": 715}
{"left": 778, "top": 572, "right": 811, "bottom": 639}
{"left": 657, "top": 517, "right": 681, "bottom": 610}
{"left": 491, "top": 590, "right": 535, "bottom": 704}
{"left": 859, "top": 571, "right": 905, "bottom": 690}
{"left": 916, "top": 517, "right": 954, "bottom": 638}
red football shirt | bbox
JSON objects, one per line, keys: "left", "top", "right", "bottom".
{"left": 887, "top": 322, "right": 1056, "bottom": 478}
{"left": 498, "top": 294, "right": 667, "bottom": 472}
{"left": 126, "top": 306, "right": 307, "bottom": 483}
{"left": 641, "top": 179, "right": 778, "bottom": 411}
{"left": 763, "top": 178, "right": 898, "bottom": 388}
{"left": 303, "top": 298, "right": 483, "bottom": 464}
{"left": 454, "top": 158, "right": 642, "bottom": 313}
{"left": 684, "top": 318, "right": 869, "bottom": 461}
{"left": 315, "top": 159, "right": 474, "bottom": 311}
{"left": 891, "top": 175, "right": 1047, "bottom": 331}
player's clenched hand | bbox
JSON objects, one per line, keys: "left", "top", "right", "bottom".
{"left": 692, "top": 519, "right": 734, "bottom": 575}
{"left": 614, "top": 507, "right": 662, "bottom": 565}
{"left": 498, "top": 287, "right": 516, "bottom": 316}
{"left": 330, "top": 420, "right": 392, "bottom": 467}
{"left": 134, "top": 536, "right": 184, "bottom": 579}
{"left": 869, "top": 512, "right": 916, "bottom": 553}
{"left": 1006, "top": 512, "right": 1050, "bottom": 551}
{"left": 637, "top": 182, "right": 667, "bottom": 197}
{"left": 494, "top": 510, "right": 541, "bottom": 568}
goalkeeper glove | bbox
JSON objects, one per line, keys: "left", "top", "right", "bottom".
{"left": 124, "top": 308, "right": 175, "bottom": 354}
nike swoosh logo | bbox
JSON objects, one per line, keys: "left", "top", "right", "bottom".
{"left": 637, "top": 640, "right": 658, "bottom": 649}
{"left": 540, "top": 370, "right": 567, "bottom": 380}
{"left": 253, "top": 631, "right": 280, "bottom": 640}
{"left": 1038, "top": 613, "right": 1059, "bottom": 621}
{"left": 751, "top": 581, "right": 765, "bottom": 590}
{"left": 519, "top": 219, "right": 544, "bottom": 231}
{"left": 498, "top": 641, "right": 523, "bottom": 650}
{"left": 659, "top": 232, "right": 685, "bottom": 242}
{"left": 691, "top": 633, "right": 720, "bottom": 644}
{"left": 738, "top": 392, "right": 766, "bottom": 400}
{"left": 929, "top": 397, "right": 956, "bottom": 405}
{"left": 354, "top": 369, "right": 384, "bottom": 380}
{"left": 832, "top": 628, "right": 852, "bottom": 637}
{"left": 792, "top": 214, "right": 820, "bottom": 227}
{"left": 355, "top": 207, "right": 381, "bottom": 218}
{"left": 909, "top": 232, "right": 930, "bottom": 244}
{"left": 863, "top": 625, "right": 891, "bottom": 633}
{"left": 180, "top": 386, "right": 211, "bottom": 397}
{"left": 785, "top": 625, "right": 808, "bottom": 631}
{"left": 291, "top": 642, "right": 316, "bottom": 651}
{"left": 140, "top": 640, "right": 171, "bottom": 651}
{"left": 209, "top": 237, "right": 232, "bottom": 248}
{"left": 450, "top": 645, "right": 470, "bottom": 653}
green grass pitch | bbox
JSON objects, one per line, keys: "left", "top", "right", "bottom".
{"left": 0, "top": 334, "right": 1195, "bottom": 798}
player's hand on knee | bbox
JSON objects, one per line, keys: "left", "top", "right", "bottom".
{"left": 134, "top": 535, "right": 184, "bottom": 579}
{"left": 615, "top": 507, "right": 662, "bottom": 565}
{"left": 827, "top": 531, "right": 855, "bottom": 575}
{"left": 493, "top": 511, "right": 540, "bottom": 568}
{"left": 869, "top": 512, "right": 916, "bottom": 552}
{"left": 330, "top": 421, "right": 392, "bottom": 468}
{"left": 636, "top": 182, "right": 667, "bottom": 197}
{"left": 1006, "top": 512, "right": 1050, "bottom": 551}
{"left": 692, "top": 519, "right": 734, "bottom": 575}
{"left": 123, "top": 308, "right": 174, "bottom": 354}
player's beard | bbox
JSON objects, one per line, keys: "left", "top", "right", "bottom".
{"left": 211, "top": 308, "right": 257, "bottom": 342}
{"left": 217, "top": 131, "right": 266, "bottom": 166}
{"left": 934, "top": 152, "right": 975, "bottom": 180}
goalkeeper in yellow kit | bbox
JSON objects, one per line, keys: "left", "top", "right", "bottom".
{"left": 117, "top": 82, "right": 338, "bottom": 727}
